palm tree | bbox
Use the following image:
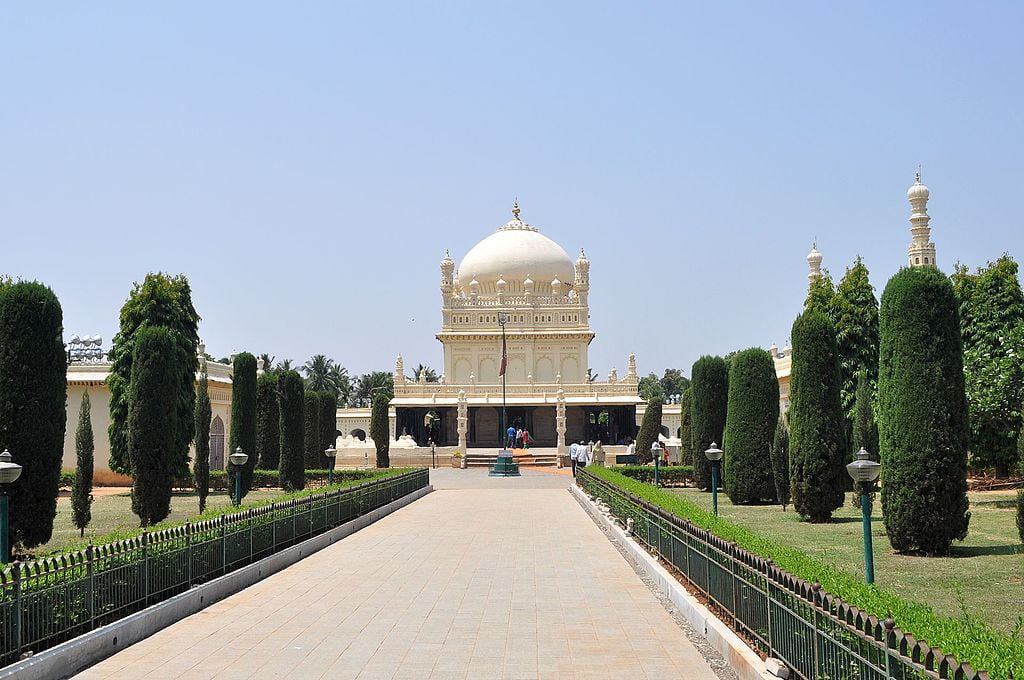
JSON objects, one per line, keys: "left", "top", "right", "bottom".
{"left": 409, "top": 364, "right": 438, "bottom": 383}
{"left": 329, "top": 364, "right": 352, "bottom": 405}
{"left": 354, "top": 371, "right": 393, "bottom": 407}
{"left": 275, "top": 358, "right": 294, "bottom": 373}
{"left": 258, "top": 353, "right": 276, "bottom": 372}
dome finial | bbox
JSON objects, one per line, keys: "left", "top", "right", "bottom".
{"left": 512, "top": 198, "right": 520, "bottom": 220}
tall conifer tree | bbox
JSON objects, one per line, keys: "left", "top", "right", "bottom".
{"left": 723, "top": 348, "right": 779, "bottom": 504}
{"left": 255, "top": 372, "right": 280, "bottom": 470}
{"left": 690, "top": 356, "right": 729, "bottom": 490}
{"left": 278, "top": 370, "right": 305, "bottom": 491}
{"left": 635, "top": 396, "right": 663, "bottom": 465}
{"left": 72, "top": 393, "right": 95, "bottom": 537}
{"left": 833, "top": 257, "right": 880, "bottom": 429}
{"left": 194, "top": 369, "right": 212, "bottom": 513}
{"left": 370, "top": 392, "right": 391, "bottom": 468}
{"left": 228, "top": 352, "right": 258, "bottom": 497}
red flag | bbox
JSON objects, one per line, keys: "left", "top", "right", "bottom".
{"left": 499, "top": 332, "right": 507, "bottom": 377}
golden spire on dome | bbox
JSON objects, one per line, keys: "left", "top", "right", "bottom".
{"left": 512, "top": 198, "right": 520, "bottom": 220}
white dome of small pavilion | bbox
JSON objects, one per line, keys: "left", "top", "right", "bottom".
{"left": 455, "top": 203, "right": 575, "bottom": 295}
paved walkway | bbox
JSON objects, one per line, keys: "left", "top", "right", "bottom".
{"left": 75, "top": 470, "right": 719, "bottom": 679}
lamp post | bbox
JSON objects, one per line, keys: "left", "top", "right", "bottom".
{"left": 650, "top": 441, "right": 661, "bottom": 486}
{"left": 498, "top": 312, "right": 508, "bottom": 449}
{"left": 0, "top": 449, "right": 23, "bottom": 563}
{"left": 324, "top": 446, "right": 337, "bottom": 485}
{"left": 704, "top": 442, "right": 723, "bottom": 516}
{"left": 228, "top": 447, "right": 248, "bottom": 507}
{"left": 846, "top": 447, "right": 881, "bottom": 584}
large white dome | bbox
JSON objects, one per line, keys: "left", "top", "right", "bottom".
{"left": 456, "top": 208, "right": 575, "bottom": 295}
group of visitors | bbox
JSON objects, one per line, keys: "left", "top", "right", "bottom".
{"left": 569, "top": 439, "right": 606, "bottom": 476}
{"left": 504, "top": 425, "right": 532, "bottom": 451}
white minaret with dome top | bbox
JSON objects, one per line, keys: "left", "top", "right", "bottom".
{"left": 807, "top": 243, "right": 823, "bottom": 282}
{"left": 907, "top": 172, "right": 937, "bottom": 268}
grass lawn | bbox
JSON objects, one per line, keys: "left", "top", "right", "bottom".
{"left": 33, "top": 488, "right": 286, "bottom": 557}
{"left": 670, "top": 487, "right": 1024, "bottom": 634}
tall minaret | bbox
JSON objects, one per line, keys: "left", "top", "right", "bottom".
{"left": 907, "top": 172, "right": 936, "bottom": 268}
{"left": 807, "top": 243, "right": 823, "bottom": 283}
{"left": 440, "top": 250, "right": 454, "bottom": 304}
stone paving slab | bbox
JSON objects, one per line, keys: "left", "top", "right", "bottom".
{"left": 75, "top": 474, "right": 718, "bottom": 680}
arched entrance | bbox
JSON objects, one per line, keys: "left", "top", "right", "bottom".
{"left": 210, "top": 416, "right": 225, "bottom": 470}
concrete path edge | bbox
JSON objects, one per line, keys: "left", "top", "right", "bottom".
{"left": 1, "top": 484, "right": 434, "bottom": 680}
{"left": 571, "top": 484, "right": 774, "bottom": 680}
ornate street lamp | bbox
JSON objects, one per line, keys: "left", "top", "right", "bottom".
{"left": 228, "top": 447, "right": 249, "bottom": 507}
{"left": 704, "top": 443, "right": 723, "bottom": 516}
{"left": 650, "top": 441, "right": 661, "bottom": 487}
{"left": 0, "top": 449, "right": 23, "bottom": 563}
{"left": 846, "top": 447, "right": 881, "bottom": 584}
{"left": 324, "top": 446, "right": 337, "bottom": 485}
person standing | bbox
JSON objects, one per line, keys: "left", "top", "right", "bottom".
{"left": 592, "top": 440, "right": 605, "bottom": 467}
{"left": 515, "top": 427, "right": 523, "bottom": 449}
{"left": 577, "top": 440, "right": 590, "bottom": 471}
{"left": 569, "top": 440, "right": 579, "bottom": 477}
{"left": 505, "top": 424, "right": 516, "bottom": 450}
{"left": 522, "top": 427, "right": 531, "bottom": 450}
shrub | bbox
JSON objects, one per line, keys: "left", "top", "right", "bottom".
{"left": 107, "top": 273, "right": 198, "bottom": 477}
{"left": 789, "top": 311, "right": 847, "bottom": 523}
{"left": 255, "top": 372, "right": 280, "bottom": 470}
{"left": 194, "top": 370, "right": 212, "bottom": 513}
{"left": 370, "top": 392, "right": 390, "bottom": 468}
{"left": 128, "top": 326, "right": 179, "bottom": 526}
{"left": 303, "top": 391, "right": 321, "bottom": 468}
{"left": 205, "top": 468, "right": 376, "bottom": 490}
{"left": 879, "top": 267, "right": 970, "bottom": 555}
{"left": 582, "top": 465, "right": 1022, "bottom": 680}
{"left": 228, "top": 352, "right": 258, "bottom": 498}
{"left": 635, "top": 395, "right": 663, "bottom": 464}
{"left": 770, "top": 416, "right": 790, "bottom": 511}
{"left": 615, "top": 464, "right": 693, "bottom": 486}
{"left": 0, "top": 281, "right": 67, "bottom": 549}
{"left": 723, "top": 348, "right": 779, "bottom": 504}
{"left": 318, "top": 391, "right": 338, "bottom": 466}
{"left": 72, "top": 392, "right": 94, "bottom": 537}
{"left": 277, "top": 370, "right": 305, "bottom": 491}
{"left": 678, "top": 387, "right": 694, "bottom": 465}
{"left": 690, "top": 355, "right": 729, "bottom": 490}
{"left": 1017, "top": 490, "right": 1024, "bottom": 544}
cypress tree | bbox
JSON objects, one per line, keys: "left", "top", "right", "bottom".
{"left": 228, "top": 352, "right": 258, "bottom": 497}
{"left": 108, "top": 274, "right": 199, "bottom": 477}
{"left": 635, "top": 396, "right": 663, "bottom": 465}
{"left": 370, "top": 392, "right": 390, "bottom": 468}
{"left": 952, "top": 256, "right": 1024, "bottom": 477}
{"left": 770, "top": 416, "right": 790, "bottom": 511}
{"left": 278, "top": 370, "right": 305, "bottom": 491}
{"left": 72, "top": 392, "right": 94, "bottom": 537}
{"left": 255, "top": 372, "right": 280, "bottom": 470}
{"left": 1016, "top": 489, "right": 1024, "bottom": 543}
{"left": 879, "top": 267, "right": 970, "bottom": 554}
{"left": 194, "top": 369, "right": 212, "bottom": 513}
{"left": 0, "top": 281, "right": 67, "bottom": 548}
{"left": 851, "top": 370, "right": 878, "bottom": 458}
{"left": 789, "top": 311, "right": 847, "bottom": 523}
{"left": 303, "top": 391, "right": 321, "bottom": 469}
{"left": 129, "top": 326, "right": 179, "bottom": 526}
{"left": 318, "top": 391, "right": 338, "bottom": 467}
{"left": 723, "top": 348, "right": 779, "bottom": 504}
{"left": 833, "top": 257, "right": 880, "bottom": 433}
{"left": 690, "top": 356, "right": 729, "bottom": 490}
{"left": 678, "top": 387, "right": 694, "bottom": 465}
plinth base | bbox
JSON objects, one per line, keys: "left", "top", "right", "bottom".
{"left": 489, "top": 449, "right": 521, "bottom": 477}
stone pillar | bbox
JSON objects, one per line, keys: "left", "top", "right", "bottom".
{"left": 457, "top": 391, "right": 468, "bottom": 466}
{"left": 556, "top": 389, "right": 567, "bottom": 463}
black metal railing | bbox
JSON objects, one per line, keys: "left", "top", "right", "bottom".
{"left": 0, "top": 468, "right": 429, "bottom": 666}
{"left": 577, "top": 468, "right": 988, "bottom": 680}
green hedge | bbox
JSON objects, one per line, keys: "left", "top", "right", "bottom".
{"left": 615, "top": 465, "right": 693, "bottom": 486}
{"left": 583, "top": 465, "right": 1021, "bottom": 680}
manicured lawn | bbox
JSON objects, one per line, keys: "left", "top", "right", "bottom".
{"left": 670, "top": 487, "right": 1024, "bottom": 634}
{"left": 33, "top": 488, "right": 285, "bottom": 557}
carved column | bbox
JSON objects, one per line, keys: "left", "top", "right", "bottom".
{"left": 556, "top": 389, "right": 567, "bottom": 463}
{"left": 457, "top": 390, "right": 468, "bottom": 466}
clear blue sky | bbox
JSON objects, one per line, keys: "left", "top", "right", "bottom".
{"left": 4, "top": 3, "right": 1022, "bottom": 379}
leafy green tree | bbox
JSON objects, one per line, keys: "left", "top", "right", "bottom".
{"left": 659, "top": 368, "right": 690, "bottom": 400}
{"left": 370, "top": 392, "right": 391, "bottom": 468}
{"left": 228, "top": 352, "right": 258, "bottom": 498}
{"left": 638, "top": 373, "right": 664, "bottom": 401}
{"left": 789, "top": 311, "right": 847, "bottom": 523}
{"left": 354, "top": 371, "right": 394, "bottom": 407}
{"left": 770, "top": 416, "right": 790, "bottom": 511}
{"left": 690, "top": 356, "right": 729, "bottom": 490}
{"left": 129, "top": 326, "right": 179, "bottom": 526}
{"left": 255, "top": 372, "right": 280, "bottom": 470}
{"left": 0, "top": 281, "right": 67, "bottom": 548}
{"left": 303, "top": 391, "right": 321, "bottom": 468}
{"left": 804, "top": 270, "right": 836, "bottom": 319}
{"left": 319, "top": 391, "right": 338, "bottom": 466}
{"left": 851, "top": 370, "right": 879, "bottom": 458}
{"left": 194, "top": 369, "right": 212, "bottom": 513}
{"left": 833, "top": 257, "right": 880, "bottom": 432}
{"left": 72, "top": 393, "right": 94, "bottom": 537}
{"left": 277, "top": 370, "right": 305, "bottom": 491}
{"left": 723, "top": 348, "right": 779, "bottom": 504}
{"left": 678, "top": 387, "right": 694, "bottom": 465}
{"left": 107, "top": 273, "right": 199, "bottom": 476}
{"left": 952, "top": 256, "right": 1024, "bottom": 477}
{"left": 302, "top": 355, "right": 350, "bottom": 399}
{"left": 409, "top": 364, "right": 438, "bottom": 382}
{"left": 635, "top": 395, "right": 663, "bottom": 465}
{"left": 879, "top": 267, "right": 970, "bottom": 554}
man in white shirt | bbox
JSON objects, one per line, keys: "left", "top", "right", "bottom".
{"left": 569, "top": 440, "right": 579, "bottom": 477}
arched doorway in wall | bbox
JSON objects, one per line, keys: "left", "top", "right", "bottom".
{"left": 350, "top": 428, "right": 367, "bottom": 441}
{"left": 210, "top": 416, "right": 225, "bottom": 470}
